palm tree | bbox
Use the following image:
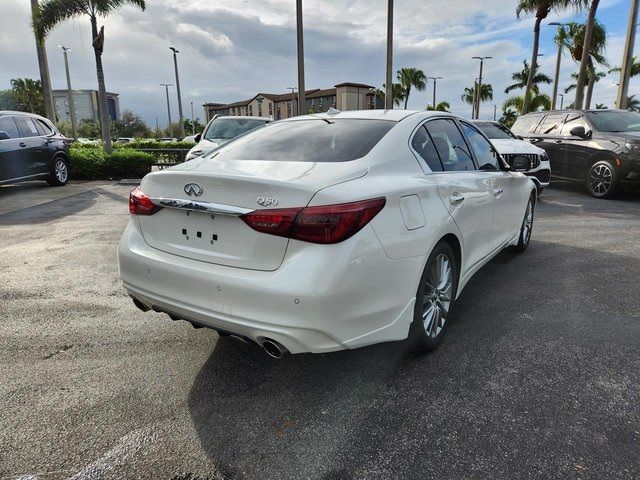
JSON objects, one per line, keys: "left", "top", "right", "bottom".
{"left": 516, "top": 0, "right": 587, "bottom": 114}
{"left": 10, "top": 78, "right": 44, "bottom": 114}
{"left": 383, "top": 83, "right": 407, "bottom": 107}
{"left": 609, "top": 56, "right": 640, "bottom": 78}
{"left": 426, "top": 101, "right": 450, "bottom": 112}
{"left": 557, "top": 20, "right": 608, "bottom": 109}
{"left": 30, "top": 0, "right": 55, "bottom": 121}
{"left": 499, "top": 108, "right": 519, "bottom": 128}
{"left": 396, "top": 68, "right": 427, "bottom": 109}
{"left": 564, "top": 70, "right": 606, "bottom": 97}
{"left": 574, "top": 0, "right": 600, "bottom": 109}
{"left": 627, "top": 95, "right": 640, "bottom": 112}
{"left": 35, "top": 0, "right": 146, "bottom": 153}
{"left": 461, "top": 84, "right": 493, "bottom": 116}
{"left": 503, "top": 90, "right": 551, "bottom": 112}
{"left": 595, "top": 103, "right": 607, "bottom": 109}
{"left": 505, "top": 60, "right": 552, "bottom": 94}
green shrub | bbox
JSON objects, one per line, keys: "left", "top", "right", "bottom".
{"left": 69, "top": 145, "right": 106, "bottom": 179}
{"left": 115, "top": 139, "right": 195, "bottom": 150}
{"left": 107, "top": 149, "right": 155, "bottom": 178}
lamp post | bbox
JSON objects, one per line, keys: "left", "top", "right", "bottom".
{"left": 58, "top": 45, "right": 77, "bottom": 140}
{"left": 295, "top": 0, "right": 306, "bottom": 116}
{"left": 472, "top": 56, "right": 491, "bottom": 119}
{"left": 428, "top": 76, "right": 443, "bottom": 109}
{"left": 190, "top": 101, "right": 195, "bottom": 135}
{"left": 160, "top": 83, "right": 174, "bottom": 139}
{"left": 548, "top": 22, "right": 567, "bottom": 111}
{"left": 616, "top": 0, "right": 639, "bottom": 109}
{"left": 368, "top": 87, "right": 376, "bottom": 109}
{"left": 287, "top": 87, "right": 298, "bottom": 117}
{"left": 385, "top": 0, "right": 394, "bottom": 109}
{"left": 557, "top": 93, "right": 564, "bottom": 110}
{"left": 169, "top": 47, "right": 185, "bottom": 139}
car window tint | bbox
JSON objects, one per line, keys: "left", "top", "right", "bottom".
{"left": 460, "top": 122, "right": 500, "bottom": 170}
{"left": 411, "top": 125, "right": 443, "bottom": 172}
{"left": 213, "top": 119, "right": 395, "bottom": 162}
{"left": 511, "top": 115, "right": 542, "bottom": 134}
{"left": 204, "top": 118, "right": 268, "bottom": 141}
{"left": 560, "top": 115, "right": 589, "bottom": 136}
{"left": 425, "top": 119, "right": 475, "bottom": 172}
{"left": 535, "top": 114, "right": 566, "bottom": 135}
{"left": 0, "top": 116, "right": 20, "bottom": 138}
{"left": 36, "top": 119, "right": 53, "bottom": 135}
{"left": 14, "top": 116, "right": 40, "bottom": 137}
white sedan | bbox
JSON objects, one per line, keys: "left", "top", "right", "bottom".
{"left": 119, "top": 110, "right": 537, "bottom": 357}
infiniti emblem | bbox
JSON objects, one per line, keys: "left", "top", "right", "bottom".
{"left": 184, "top": 183, "right": 203, "bottom": 197}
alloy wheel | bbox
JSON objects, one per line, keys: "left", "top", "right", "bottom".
{"left": 55, "top": 160, "right": 68, "bottom": 183}
{"left": 422, "top": 254, "right": 453, "bottom": 338}
{"left": 588, "top": 164, "right": 613, "bottom": 196}
{"left": 521, "top": 199, "right": 533, "bottom": 246}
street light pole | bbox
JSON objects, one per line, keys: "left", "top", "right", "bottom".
{"left": 169, "top": 47, "right": 185, "bottom": 139}
{"left": 296, "top": 0, "right": 306, "bottom": 116}
{"left": 548, "top": 23, "right": 566, "bottom": 111}
{"left": 385, "top": 0, "right": 394, "bottom": 109}
{"left": 428, "top": 76, "right": 443, "bottom": 109}
{"left": 190, "top": 101, "right": 195, "bottom": 135}
{"left": 558, "top": 93, "right": 564, "bottom": 110}
{"left": 616, "top": 0, "right": 639, "bottom": 109}
{"left": 58, "top": 45, "right": 77, "bottom": 140}
{"left": 472, "top": 56, "right": 491, "bottom": 119}
{"left": 160, "top": 83, "right": 174, "bottom": 139}
{"left": 287, "top": 87, "right": 298, "bottom": 117}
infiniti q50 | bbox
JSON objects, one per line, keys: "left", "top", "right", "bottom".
{"left": 119, "top": 110, "right": 536, "bottom": 357}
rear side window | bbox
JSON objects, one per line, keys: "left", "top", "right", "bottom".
{"left": 0, "top": 116, "right": 20, "bottom": 138}
{"left": 459, "top": 122, "right": 500, "bottom": 170}
{"left": 535, "top": 114, "right": 566, "bottom": 135}
{"left": 511, "top": 115, "right": 542, "bottom": 135}
{"left": 213, "top": 119, "right": 395, "bottom": 162}
{"left": 425, "top": 119, "right": 475, "bottom": 172}
{"left": 14, "top": 116, "right": 40, "bottom": 137}
{"left": 560, "top": 115, "right": 589, "bottom": 136}
{"left": 36, "top": 119, "right": 53, "bottom": 135}
{"left": 411, "top": 125, "right": 443, "bottom": 172}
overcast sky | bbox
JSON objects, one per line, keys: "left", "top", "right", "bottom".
{"left": 0, "top": 0, "right": 635, "bottom": 126}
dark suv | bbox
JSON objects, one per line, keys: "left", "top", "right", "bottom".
{"left": 0, "top": 111, "right": 70, "bottom": 186}
{"left": 511, "top": 109, "right": 640, "bottom": 198}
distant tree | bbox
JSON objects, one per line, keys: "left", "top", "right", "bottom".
{"left": 0, "top": 90, "right": 17, "bottom": 110}
{"left": 499, "top": 108, "right": 519, "bottom": 128}
{"left": 609, "top": 56, "right": 640, "bottom": 78}
{"left": 461, "top": 84, "right": 493, "bottom": 116}
{"left": 76, "top": 119, "right": 101, "bottom": 138}
{"left": 382, "top": 83, "right": 407, "bottom": 107}
{"left": 595, "top": 103, "right": 607, "bottom": 109}
{"left": 184, "top": 117, "right": 205, "bottom": 136}
{"left": 505, "top": 60, "right": 552, "bottom": 94}
{"left": 10, "top": 78, "right": 45, "bottom": 114}
{"left": 115, "top": 110, "right": 150, "bottom": 137}
{"left": 564, "top": 70, "right": 606, "bottom": 95}
{"left": 627, "top": 95, "right": 640, "bottom": 112}
{"left": 426, "top": 101, "right": 451, "bottom": 112}
{"left": 396, "top": 67, "right": 427, "bottom": 109}
{"left": 503, "top": 90, "right": 551, "bottom": 112}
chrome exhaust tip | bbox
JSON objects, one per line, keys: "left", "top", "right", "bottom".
{"left": 262, "top": 339, "right": 287, "bottom": 359}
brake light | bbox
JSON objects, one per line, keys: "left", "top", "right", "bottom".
{"left": 129, "top": 187, "right": 161, "bottom": 215}
{"left": 241, "top": 197, "right": 386, "bottom": 244}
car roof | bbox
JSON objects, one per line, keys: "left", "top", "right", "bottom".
{"left": 279, "top": 109, "right": 451, "bottom": 123}
{"left": 216, "top": 115, "right": 271, "bottom": 121}
{"left": 520, "top": 109, "right": 630, "bottom": 117}
{"left": 0, "top": 111, "right": 52, "bottom": 122}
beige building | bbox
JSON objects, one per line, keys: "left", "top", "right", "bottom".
{"left": 203, "top": 82, "right": 382, "bottom": 122}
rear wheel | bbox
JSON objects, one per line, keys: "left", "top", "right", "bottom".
{"left": 47, "top": 157, "right": 69, "bottom": 186}
{"left": 586, "top": 160, "right": 618, "bottom": 199}
{"left": 408, "top": 241, "right": 458, "bottom": 353}
{"left": 514, "top": 194, "right": 535, "bottom": 252}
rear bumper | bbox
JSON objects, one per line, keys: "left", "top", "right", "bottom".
{"left": 118, "top": 220, "right": 422, "bottom": 354}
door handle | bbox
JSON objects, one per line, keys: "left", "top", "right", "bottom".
{"left": 19, "top": 142, "right": 27, "bottom": 147}
{"left": 449, "top": 193, "right": 465, "bottom": 205}
{"left": 493, "top": 187, "right": 504, "bottom": 197}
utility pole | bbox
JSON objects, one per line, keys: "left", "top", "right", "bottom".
{"left": 58, "top": 45, "right": 77, "bottom": 140}
{"left": 160, "top": 83, "right": 174, "bottom": 139}
{"left": 493, "top": 104, "right": 497, "bottom": 121}
{"left": 558, "top": 93, "right": 564, "bottom": 110}
{"left": 472, "top": 56, "right": 491, "bottom": 119}
{"left": 190, "top": 101, "right": 195, "bottom": 135}
{"left": 287, "top": 87, "right": 298, "bottom": 117}
{"left": 155, "top": 117, "right": 159, "bottom": 136}
{"left": 31, "top": 0, "right": 55, "bottom": 122}
{"left": 548, "top": 23, "right": 567, "bottom": 110}
{"left": 169, "top": 47, "right": 185, "bottom": 139}
{"left": 385, "top": 0, "right": 394, "bottom": 109}
{"left": 428, "top": 76, "right": 443, "bottom": 109}
{"left": 616, "top": 0, "right": 639, "bottom": 109}
{"left": 296, "top": 0, "right": 305, "bottom": 116}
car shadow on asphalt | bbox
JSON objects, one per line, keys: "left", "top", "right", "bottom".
{"left": 0, "top": 189, "right": 100, "bottom": 225}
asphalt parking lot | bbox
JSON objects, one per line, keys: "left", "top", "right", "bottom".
{"left": 1, "top": 180, "right": 639, "bottom": 480}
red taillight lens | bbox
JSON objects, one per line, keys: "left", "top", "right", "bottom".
{"left": 129, "top": 187, "right": 161, "bottom": 215}
{"left": 240, "top": 197, "right": 386, "bottom": 244}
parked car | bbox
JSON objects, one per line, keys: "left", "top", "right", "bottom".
{"left": 511, "top": 109, "right": 640, "bottom": 198}
{"left": 186, "top": 115, "right": 271, "bottom": 160}
{"left": 182, "top": 135, "right": 197, "bottom": 143}
{"left": 115, "top": 137, "right": 135, "bottom": 144}
{"left": 160, "top": 137, "right": 178, "bottom": 143}
{"left": 0, "top": 111, "right": 70, "bottom": 186}
{"left": 119, "top": 110, "right": 536, "bottom": 357}
{"left": 473, "top": 120, "right": 550, "bottom": 194}
{"left": 76, "top": 137, "right": 100, "bottom": 145}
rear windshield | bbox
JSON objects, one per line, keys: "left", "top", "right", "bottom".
{"left": 511, "top": 115, "right": 542, "bottom": 135}
{"left": 204, "top": 117, "right": 268, "bottom": 141}
{"left": 475, "top": 122, "right": 514, "bottom": 139}
{"left": 211, "top": 119, "right": 395, "bottom": 162}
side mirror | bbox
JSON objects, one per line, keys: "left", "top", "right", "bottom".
{"left": 511, "top": 154, "right": 532, "bottom": 172}
{"left": 0, "top": 131, "right": 10, "bottom": 140}
{"left": 569, "top": 126, "right": 588, "bottom": 138}
{"left": 194, "top": 133, "right": 202, "bottom": 143}
{"left": 515, "top": 135, "right": 524, "bottom": 140}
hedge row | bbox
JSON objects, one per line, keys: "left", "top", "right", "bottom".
{"left": 69, "top": 145, "right": 156, "bottom": 180}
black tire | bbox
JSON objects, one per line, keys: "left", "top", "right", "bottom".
{"left": 514, "top": 194, "right": 535, "bottom": 252}
{"left": 586, "top": 160, "right": 619, "bottom": 199}
{"left": 407, "top": 241, "right": 458, "bottom": 353}
{"left": 46, "top": 156, "right": 69, "bottom": 186}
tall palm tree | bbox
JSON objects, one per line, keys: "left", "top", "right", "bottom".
{"left": 503, "top": 90, "right": 551, "bottom": 112}
{"left": 461, "top": 84, "right": 493, "bottom": 116}
{"left": 30, "top": 0, "right": 55, "bottom": 121}
{"left": 505, "top": 60, "right": 552, "bottom": 94}
{"left": 396, "top": 68, "right": 426, "bottom": 109}
{"left": 627, "top": 95, "right": 640, "bottom": 112}
{"left": 10, "top": 78, "right": 44, "bottom": 114}
{"left": 426, "top": 101, "right": 450, "bottom": 112}
{"left": 383, "top": 83, "right": 407, "bottom": 107}
{"left": 499, "top": 108, "right": 519, "bottom": 127}
{"left": 574, "top": 0, "right": 600, "bottom": 109}
{"left": 516, "top": 0, "right": 587, "bottom": 114}
{"left": 557, "top": 20, "right": 607, "bottom": 109}
{"left": 35, "top": 0, "right": 146, "bottom": 153}
{"left": 609, "top": 56, "right": 640, "bottom": 78}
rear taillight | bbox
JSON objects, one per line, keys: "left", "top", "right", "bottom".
{"left": 241, "top": 197, "right": 385, "bottom": 244}
{"left": 129, "top": 187, "right": 161, "bottom": 215}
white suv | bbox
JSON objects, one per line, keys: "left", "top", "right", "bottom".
{"left": 474, "top": 121, "right": 550, "bottom": 194}
{"left": 186, "top": 116, "right": 271, "bottom": 160}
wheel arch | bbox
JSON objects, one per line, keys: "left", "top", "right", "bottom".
{"left": 439, "top": 233, "right": 462, "bottom": 280}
